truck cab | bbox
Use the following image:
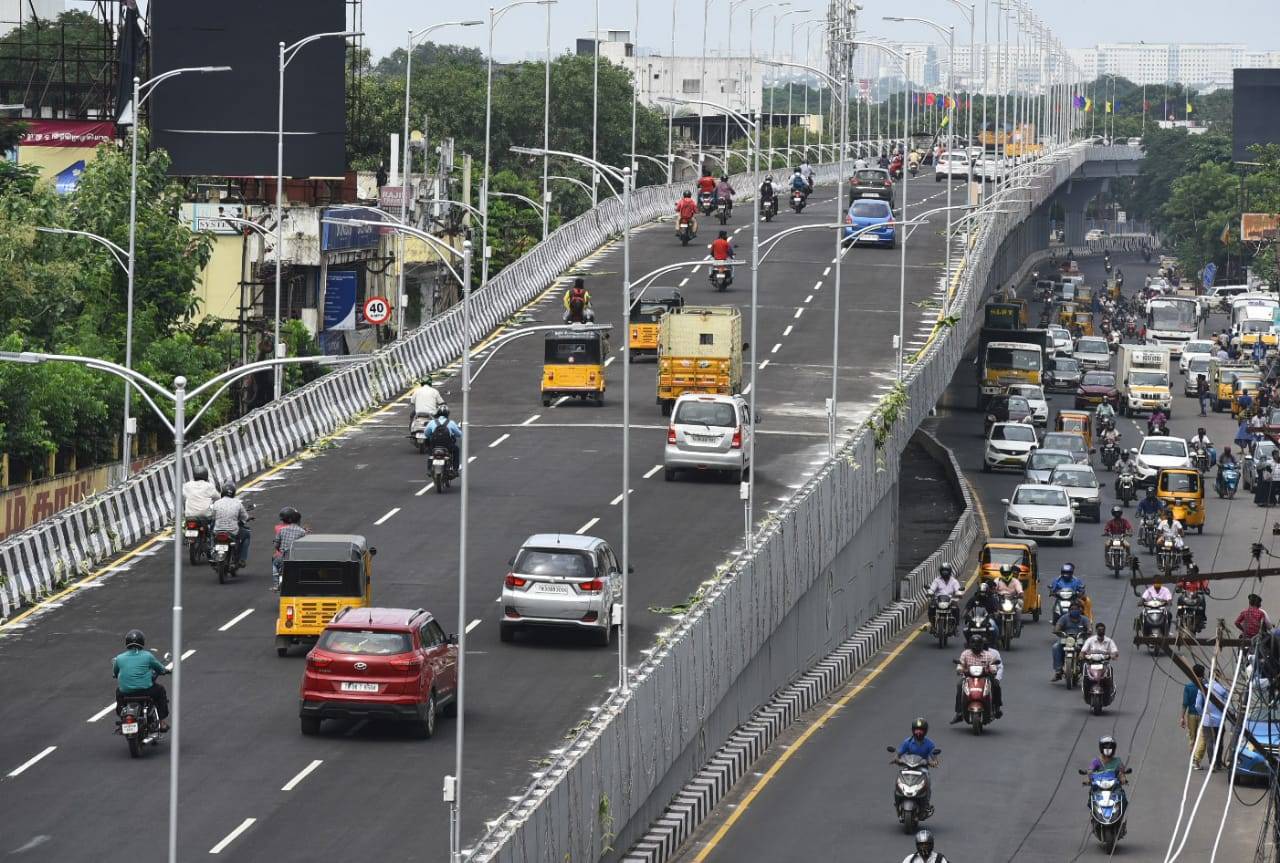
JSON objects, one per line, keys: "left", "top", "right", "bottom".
{"left": 1117, "top": 344, "right": 1172, "bottom": 417}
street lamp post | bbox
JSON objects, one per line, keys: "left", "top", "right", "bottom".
{"left": 34, "top": 226, "right": 128, "bottom": 273}
{"left": 400, "top": 20, "right": 483, "bottom": 341}
{"left": 747, "top": 3, "right": 788, "bottom": 171}
{"left": 123, "top": 66, "right": 231, "bottom": 478}
{"left": 276, "top": 30, "right": 359, "bottom": 405}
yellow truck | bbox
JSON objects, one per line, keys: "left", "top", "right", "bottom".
{"left": 978, "top": 339, "right": 1045, "bottom": 408}
{"left": 657, "top": 305, "right": 743, "bottom": 416}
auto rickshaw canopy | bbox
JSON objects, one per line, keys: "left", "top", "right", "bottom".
{"left": 629, "top": 287, "right": 684, "bottom": 322}
{"left": 544, "top": 329, "right": 609, "bottom": 364}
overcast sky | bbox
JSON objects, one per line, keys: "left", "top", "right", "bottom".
{"left": 358, "top": 0, "right": 1276, "bottom": 63}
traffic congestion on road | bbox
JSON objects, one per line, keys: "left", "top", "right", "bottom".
{"left": 677, "top": 253, "right": 1277, "bottom": 862}
{"left": 0, "top": 163, "right": 961, "bottom": 860}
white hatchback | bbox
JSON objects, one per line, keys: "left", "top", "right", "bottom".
{"left": 664, "top": 393, "right": 753, "bottom": 482}
{"left": 984, "top": 422, "right": 1039, "bottom": 473}
{"left": 1135, "top": 436, "right": 1191, "bottom": 484}
{"left": 1179, "top": 340, "right": 1216, "bottom": 375}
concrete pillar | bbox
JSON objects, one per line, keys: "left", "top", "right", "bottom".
{"left": 1051, "top": 176, "right": 1108, "bottom": 249}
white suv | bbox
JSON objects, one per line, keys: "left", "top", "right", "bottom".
{"left": 1135, "top": 436, "right": 1191, "bottom": 484}
{"left": 935, "top": 152, "right": 972, "bottom": 181}
{"left": 983, "top": 422, "right": 1039, "bottom": 473}
{"left": 664, "top": 393, "right": 753, "bottom": 482}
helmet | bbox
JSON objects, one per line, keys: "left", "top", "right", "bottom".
{"left": 939, "top": 562, "right": 953, "bottom": 578}
{"left": 1111, "top": 505, "right": 1123, "bottom": 519}
{"left": 220, "top": 482, "right": 236, "bottom": 498}
{"left": 720, "top": 175, "right": 729, "bottom": 182}
{"left": 911, "top": 717, "right": 929, "bottom": 738}
{"left": 421, "top": 374, "right": 433, "bottom": 387}
{"left": 279, "top": 506, "right": 300, "bottom": 525}
{"left": 977, "top": 580, "right": 990, "bottom": 594}
{"left": 915, "top": 830, "right": 934, "bottom": 855}
{"left": 682, "top": 190, "right": 692, "bottom": 198}
{"left": 192, "top": 466, "right": 209, "bottom": 482}
{"left": 999, "top": 564, "right": 1015, "bottom": 580}
{"left": 970, "top": 633, "right": 987, "bottom": 650}
{"left": 1061, "top": 563, "right": 1075, "bottom": 577}
{"left": 1099, "top": 735, "right": 1117, "bottom": 758}
{"left": 124, "top": 629, "right": 146, "bottom": 649}
{"left": 437, "top": 405, "right": 451, "bottom": 419}
{"left": 1145, "top": 486, "right": 1156, "bottom": 498}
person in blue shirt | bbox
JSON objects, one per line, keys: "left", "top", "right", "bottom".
{"left": 425, "top": 405, "right": 463, "bottom": 472}
{"left": 789, "top": 167, "right": 808, "bottom": 197}
{"left": 1049, "top": 562, "right": 1085, "bottom": 595}
{"left": 1136, "top": 487, "right": 1162, "bottom": 518}
{"left": 894, "top": 717, "right": 940, "bottom": 763}
{"left": 1052, "top": 603, "right": 1091, "bottom": 681}
{"left": 113, "top": 629, "right": 169, "bottom": 731}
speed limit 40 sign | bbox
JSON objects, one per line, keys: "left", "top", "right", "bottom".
{"left": 362, "top": 296, "right": 392, "bottom": 325}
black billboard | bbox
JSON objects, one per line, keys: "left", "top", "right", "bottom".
{"left": 150, "top": 0, "right": 347, "bottom": 177}
{"left": 1234, "top": 68, "right": 1280, "bottom": 164}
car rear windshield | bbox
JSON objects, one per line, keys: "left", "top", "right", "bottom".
{"left": 1029, "top": 452, "right": 1072, "bottom": 469}
{"left": 1051, "top": 469, "right": 1096, "bottom": 488}
{"left": 1081, "top": 372, "right": 1115, "bottom": 387}
{"left": 318, "top": 630, "right": 412, "bottom": 656}
{"left": 1014, "top": 488, "right": 1068, "bottom": 507}
{"left": 514, "top": 548, "right": 592, "bottom": 579}
{"left": 1043, "top": 434, "right": 1085, "bottom": 452}
{"left": 851, "top": 200, "right": 891, "bottom": 218}
{"left": 855, "top": 169, "right": 887, "bottom": 183}
{"left": 1053, "top": 358, "right": 1080, "bottom": 371}
{"left": 1185, "top": 341, "right": 1214, "bottom": 354}
{"left": 1142, "top": 439, "right": 1186, "bottom": 457}
{"left": 992, "top": 425, "right": 1036, "bottom": 442}
{"left": 674, "top": 400, "right": 736, "bottom": 427}
{"left": 1188, "top": 358, "right": 1210, "bottom": 374}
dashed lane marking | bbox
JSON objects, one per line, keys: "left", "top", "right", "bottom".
{"left": 760, "top": 360, "right": 771, "bottom": 370}
{"left": 87, "top": 702, "right": 117, "bottom": 723}
{"left": 643, "top": 464, "right": 663, "bottom": 479}
{"left": 466, "top": 618, "right": 482, "bottom": 634}
{"left": 373, "top": 507, "right": 401, "bottom": 525}
{"left": 822, "top": 268, "right": 831, "bottom": 277}
{"left": 281, "top": 759, "right": 324, "bottom": 792}
{"left": 783, "top": 325, "right": 793, "bottom": 337}
{"left": 490, "top": 434, "right": 510, "bottom": 448}
{"left": 805, "top": 295, "right": 814, "bottom": 304}
{"left": 771, "top": 343, "right": 782, "bottom": 354}
{"left": 218, "top": 608, "right": 254, "bottom": 632}
{"left": 794, "top": 308, "right": 804, "bottom": 319}
{"left": 609, "top": 489, "right": 634, "bottom": 506}
{"left": 576, "top": 517, "right": 600, "bottom": 534}
{"left": 7, "top": 746, "right": 56, "bottom": 778}
{"left": 521, "top": 415, "right": 541, "bottom": 426}
{"left": 209, "top": 818, "right": 256, "bottom": 855}
{"left": 415, "top": 482, "right": 435, "bottom": 496}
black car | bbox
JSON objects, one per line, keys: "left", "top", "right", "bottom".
{"left": 848, "top": 168, "right": 895, "bottom": 207}
{"left": 1044, "top": 356, "right": 1082, "bottom": 392}
{"left": 984, "top": 394, "right": 1033, "bottom": 433}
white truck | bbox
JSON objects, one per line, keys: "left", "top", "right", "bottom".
{"left": 1117, "top": 344, "right": 1172, "bottom": 417}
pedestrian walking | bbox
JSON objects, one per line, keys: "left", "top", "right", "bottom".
{"left": 1197, "top": 374, "right": 1210, "bottom": 417}
{"left": 1235, "top": 594, "right": 1271, "bottom": 640}
{"left": 1180, "top": 663, "right": 1206, "bottom": 752}
{"left": 1194, "top": 680, "right": 1228, "bottom": 770}
{"left": 1255, "top": 454, "right": 1274, "bottom": 506}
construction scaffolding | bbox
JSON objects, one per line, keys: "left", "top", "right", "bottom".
{"left": 0, "top": 0, "right": 124, "bottom": 120}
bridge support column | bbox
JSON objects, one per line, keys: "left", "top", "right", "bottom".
{"left": 1052, "top": 177, "right": 1108, "bottom": 249}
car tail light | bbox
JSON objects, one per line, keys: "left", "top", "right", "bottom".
{"left": 581, "top": 611, "right": 599, "bottom": 622}
{"left": 547, "top": 371, "right": 554, "bottom": 381}
{"left": 307, "top": 653, "right": 331, "bottom": 669}
{"left": 285, "top": 605, "right": 295, "bottom": 628}
{"left": 389, "top": 656, "right": 422, "bottom": 672}
{"left": 731, "top": 427, "right": 743, "bottom": 448}
{"left": 577, "top": 579, "right": 605, "bottom": 593}
{"left": 668, "top": 426, "right": 677, "bottom": 444}
{"left": 884, "top": 180, "right": 892, "bottom": 187}
{"left": 505, "top": 573, "right": 527, "bottom": 589}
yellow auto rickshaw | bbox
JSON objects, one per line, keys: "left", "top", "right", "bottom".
{"left": 1073, "top": 312, "right": 1094, "bottom": 337}
{"left": 276, "top": 533, "right": 375, "bottom": 656}
{"left": 542, "top": 327, "right": 609, "bottom": 406}
{"left": 628, "top": 287, "right": 683, "bottom": 362}
{"left": 1157, "top": 468, "right": 1205, "bottom": 534}
{"left": 978, "top": 539, "right": 1041, "bottom": 621}
{"left": 1108, "top": 279, "right": 1122, "bottom": 301}
{"left": 1058, "top": 302, "right": 1079, "bottom": 329}
{"left": 1209, "top": 360, "right": 1254, "bottom": 412}
{"left": 1055, "top": 410, "right": 1093, "bottom": 449}
{"left": 1076, "top": 284, "right": 1093, "bottom": 306}
{"left": 1231, "top": 376, "right": 1263, "bottom": 418}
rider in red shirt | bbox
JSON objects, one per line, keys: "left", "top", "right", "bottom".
{"left": 711, "top": 230, "right": 734, "bottom": 285}
{"left": 696, "top": 170, "right": 717, "bottom": 199}
{"left": 675, "top": 191, "right": 699, "bottom": 236}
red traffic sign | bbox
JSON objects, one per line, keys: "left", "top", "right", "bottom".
{"left": 362, "top": 295, "right": 392, "bottom": 325}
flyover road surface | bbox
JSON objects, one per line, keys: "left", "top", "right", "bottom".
{"left": 0, "top": 171, "right": 962, "bottom": 861}
{"left": 678, "top": 254, "right": 1272, "bottom": 863}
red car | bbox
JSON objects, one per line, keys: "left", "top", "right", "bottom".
{"left": 299, "top": 607, "right": 458, "bottom": 738}
{"left": 1075, "top": 370, "right": 1121, "bottom": 410}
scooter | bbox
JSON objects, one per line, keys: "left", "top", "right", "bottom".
{"left": 957, "top": 659, "right": 1000, "bottom": 735}
{"left": 1082, "top": 653, "right": 1115, "bottom": 715}
{"left": 409, "top": 415, "right": 431, "bottom": 454}
{"left": 1051, "top": 587, "right": 1082, "bottom": 623}
{"left": 430, "top": 444, "right": 457, "bottom": 493}
{"left": 116, "top": 652, "right": 170, "bottom": 759}
{"left": 761, "top": 197, "right": 778, "bottom": 222}
{"left": 1217, "top": 463, "right": 1240, "bottom": 498}
{"left": 886, "top": 747, "right": 938, "bottom": 833}
{"left": 929, "top": 593, "right": 958, "bottom": 649}
{"left": 962, "top": 605, "right": 998, "bottom": 648}
{"left": 1137, "top": 597, "right": 1171, "bottom": 653}
{"left": 1147, "top": 415, "right": 1169, "bottom": 436}
{"left": 698, "top": 190, "right": 715, "bottom": 215}
{"left": 1079, "top": 767, "right": 1132, "bottom": 852}
{"left": 1104, "top": 536, "right": 1129, "bottom": 577}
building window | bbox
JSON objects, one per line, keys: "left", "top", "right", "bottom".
{"left": 681, "top": 78, "right": 701, "bottom": 94}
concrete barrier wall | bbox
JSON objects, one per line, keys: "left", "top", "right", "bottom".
{"left": 467, "top": 144, "right": 1143, "bottom": 862}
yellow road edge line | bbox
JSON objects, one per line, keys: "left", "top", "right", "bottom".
{"left": 1, "top": 241, "right": 578, "bottom": 630}
{"left": 691, "top": 627, "right": 926, "bottom": 862}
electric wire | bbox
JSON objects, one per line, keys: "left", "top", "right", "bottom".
{"left": 1212, "top": 650, "right": 1258, "bottom": 861}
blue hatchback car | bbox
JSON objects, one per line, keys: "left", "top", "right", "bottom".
{"left": 844, "top": 198, "right": 896, "bottom": 247}
{"left": 1229, "top": 680, "right": 1279, "bottom": 782}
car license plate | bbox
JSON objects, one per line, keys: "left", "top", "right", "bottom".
{"left": 185, "top": 530, "right": 199, "bottom": 538}
{"left": 860, "top": 192, "right": 878, "bottom": 198}
{"left": 121, "top": 722, "right": 139, "bottom": 734}
{"left": 537, "top": 583, "right": 571, "bottom": 594}
{"left": 691, "top": 434, "right": 718, "bottom": 443}
{"left": 340, "top": 682, "right": 379, "bottom": 693}
{"left": 214, "top": 544, "right": 229, "bottom": 554}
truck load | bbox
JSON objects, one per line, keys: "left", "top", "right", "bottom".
{"left": 657, "top": 305, "right": 743, "bottom": 415}
{"left": 1117, "top": 344, "right": 1171, "bottom": 416}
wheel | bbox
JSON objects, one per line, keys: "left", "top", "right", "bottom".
{"left": 435, "top": 478, "right": 444, "bottom": 494}
{"left": 542, "top": 397, "right": 552, "bottom": 407}
{"left": 499, "top": 623, "right": 515, "bottom": 643}
{"left": 217, "top": 559, "right": 228, "bottom": 584}
{"left": 188, "top": 543, "right": 198, "bottom": 565}
{"left": 414, "top": 692, "right": 437, "bottom": 739}
{"left": 982, "top": 461, "right": 991, "bottom": 473}
{"left": 127, "top": 735, "right": 143, "bottom": 758}
{"left": 594, "top": 623, "right": 613, "bottom": 647}
{"left": 660, "top": 401, "right": 672, "bottom": 417}
{"left": 971, "top": 715, "right": 984, "bottom": 736}
{"left": 664, "top": 467, "right": 677, "bottom": 482}
{"left": 903, "top": 809, "right": 918, "bottom": 833}
{"left": 300, "top": 716, "right": 321, "bottom": 736}
{"left": 681, "top": 235, "right": 690, "bottom": 246}
{"left": 1091, "top": 694, "right": 1103, "bottom": 716}
{"left": 277, "top": 647, "right": 288, "bottom": 657}
{"left": 1197, "top": 524, "right": 1204, "bottom": 534}
{"left": 1032, "top": 608, "right": 1041, "bottom": 622}
{"left": 276, "top": 638, "right": 290, "bottom": 658}
{"left": 937, "top": 632, "right": 948, "bottom": 649}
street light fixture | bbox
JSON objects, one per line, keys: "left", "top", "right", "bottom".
{"left": 275, "top": 30, "right": 361, "bottom": 403}
{"left": 34, "top": 226, "right": 128, "bottom": 273}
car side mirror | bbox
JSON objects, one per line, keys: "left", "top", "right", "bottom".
{"left": 1078, "top": 768, "right": 1088, "bottom": 775}
{"left": 627, "top": 565, "right": 635, "bottom": 574}
{"left": 368, "top": 547, "right": 377, "bottom": 557}
{"left": 1000, "top": 498, "right": 1010, "bottom": 506}
{"left": 446, "top": 634, "right": 458, "bottom": 645}
{"left": 886, "top": 745, "right": 896, "bottom": 753}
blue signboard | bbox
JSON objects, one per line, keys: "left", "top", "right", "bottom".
{"left": 53, "top": 160, "right": 86, "bottom": 195}
{"left": 321, "top": 206, "right": 384, "bottom": 252}
{"left": 1202, "top": 262, "right": 1217, "bottom": 289}
{"left": 323, "top": 270, "right": 357, "bottom": 331}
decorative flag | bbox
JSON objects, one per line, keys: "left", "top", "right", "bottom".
{"left": 1186, "top": 101, "right": 1194, "bottom": 113}
{"left": 1105, "top": 101, "right": 1112, "bottom": 114}
{"left": 1220, "top": 222, "right": 1231, "bottom": 244}
{"left": 939, "top": 115, "right": 950, "bottom": 128}
{"left": 1113, "top": 100, "right": 1120, "bottom": 113}
{"left": 1073, "top": 95, "right": 1086, "bottom": 110}
{"left": 925, "top": 92, "right": 936, "bottom": 107}
{"left": 1085, "top": 98, "right": 1093, "bottom": 112}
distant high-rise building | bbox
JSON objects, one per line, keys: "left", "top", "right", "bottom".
{"left": 1071, "top": 43, "right": 1280, "bottom": 88}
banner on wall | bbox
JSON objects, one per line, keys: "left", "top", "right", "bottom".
{"left": 323, "top": 269, "right": 358, "bottom": 331}
{"left": 16, "top": 120, "right": 116, "bottom": 184}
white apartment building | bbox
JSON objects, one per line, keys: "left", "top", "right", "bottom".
{"left": 1073, "top": 43, "right": 1280, "bottom": 88}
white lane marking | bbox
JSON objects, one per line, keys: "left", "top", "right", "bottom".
{"left": 692, "top": 266, "right": 702, "bottom": 274}
{"left": 643, "top": 464, "right": 662, "bottom": 479}
{"left": 771, "top": 343, "right": 782, "bottom": 354}
{"left": 814, "top": 281, "right": 824, "bottom": 291}
{"left": 374, "top": 507, "right": 401, "bottom": 525}
{"left": 7, "top": 746, "right": 56, "bottom": 778}
{"left": 552, "top": 396, "right": 570, "bottom": 407}
{"left": 604, "top": 356, "right": 615, "bottom": 367}
{"left": 209, "top": 818, "right": 256, "bottom": 855}
{"left": 678, "top": 277, "right": 690, "bottom": 287}
{"left": 181, "top": 649, "right": 197, "bottom": 661}
{"left": 783, "top": 325, "right": 793, "bottom": 337}
{"left": 743, "top": 382, "right": 753, "bottom": 394}
{"left": 760, "top": 360, "right": 771, "bottom": 369}
{"left": 281, "top": 759, "right": 324, "bottom": 792}
{"left": 218, "top": 608, "right": 254, "bottom": 632}
{"left": 521, "top": 414, "right": 541, "bottom": 426}
{"left": 576, "top": 517, "right": 600, "bottom": 534}
{"left": 489, "top": 434, "right": 510, "bottom": 448}
{"left": 468, "top": 455, "right": 478, "bottom": 463}
{"left": 416, "top": 482, "right": 435, "bottom": 496}
{"left": 822, "top": 268, "right": 831, "bottom": 277}
{"left": 794, "top": 308, "right": 804, "bottom": 319}
{"left": 804, "top": 295, "right": 814, "bottom": 304}
{"left": 88, "top": 702, "right": 117, "bottom": 723}
{"left": 465, "top": 618, "right": 482, "bottom": 633}
{"left": 609, "top": 489, "right": 634, "bottom": 506}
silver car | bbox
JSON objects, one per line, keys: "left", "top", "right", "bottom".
{"left": 500, "top": 534, "right": 622, "bottom": 646}
{"left": 1048, "top": 463, "right": 1102, "bottom": 521}
{"left": 664, "top": 393, "right": 753, "bottom": 481}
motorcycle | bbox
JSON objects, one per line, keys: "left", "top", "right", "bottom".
{"left": 996, "top": 595, "right": 1021, "bottom": 649}
{"left": 1216, "top": 464, "right": 1240, "bottom": 499}
{"left": 709, "top": 265, "right": 732, "bottom": 292}
{"left": 963, "top": 605, "right": 998, "bottom": 648}
{"left": 116, "top": 651, "right": 170, "bottom": 758}
{"left": 677, "top": 220, "right": 695, "bottom": 246}
{"left": 430, "top": 444, "right": 457, "bottom": 493}
{"left": 183, "top": 515, "right": 211, "bottom": 565}
{"left": 885, "top": 748, "right": 937, "bottom": 833}
{"left": 1080, "top": 767, "right": 1132, "bottom": 852}
{"left": 1051, "top": 588, "right": 1081, "bottom": 623}
{"left": 1176, "top": 587, "right": 1207, "bottom": 634}
{"left": 1147, "top": 415, "right": 1169, "bottom": 436}
{"left": 715, "top": 197, "right": 731, "bottom": 225}
{"left": 1100, "top": 441, "right": 1120, "bottom": 471}
{"left": 698, "top": 190, "right": 715, "bottom": 215}
{"left": 409, "top": 415, "right": 431, "bottom": 454}
{"left": 1155, "top": 538, "right": 1182, "bottom": 576}
{"left": 1191, "top": 444, "right": 1210, "bottom": 475}
{"left": 1137, "top": 597, "right": 1171, "bottom": 652}
{"left": 209, "top": 513, "right": 252, "bottom": 584}
{"left": 957, "top": 659, "right": 1000, "bottom": 735}
{"left": 1138, "top": 515, "right": 1158, "bottom": 554}
{"left": 1104, "top": 536, "right": 1129, "bottom": 577}
{"left": 761, "top": 196, "right": 778, "bottom": 222}
{"left": 791, "top": 190, "right": 806, "bottom": 213}
{"left": 1116, "top": 473, "right": 1137, "bottom": 506}
{"left": 1082, "top": 653, "right": 1115, "bottom": 715}
{"left": 929, "top": 593, "right": 958, "bottom": 648}
{"left": 1059, "top": 633, "right": 1083, "bottom": 689}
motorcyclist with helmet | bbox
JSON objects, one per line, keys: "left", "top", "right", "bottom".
{"left": 789, "top": 166, "right": 809, "bottom": 199}
{"left": 894, "top": 717, "right": 941, "bottom": 763}
{"left": 1052, "top": 602, "right": 1092, "bottom": 681}
{"left": 902, "top": 830, "right": 951, "bottom": 863}
{"left": 113, "top": 629, "right": 170, "bottom": 732}
{"left": 926, "top": 563, "right": 962, "bottom": 626}
{"left": 1103, "top": 505, "right": 1132, "bottom": 538}
{"left": 425, "top": 405, "right": 463, "bottom": 473}
{"left": 1114, "top": 448, "right": 1139, "bottom": 495}
{"left": 410, "top": 374, "right": 445, "bottom": 428}
{"left": 758, "top": 176, "right": 777, "bottom": 214}
{"left": 272, "top": 506, "right": 307, "bottom": 591}
{"left": 1189, "top": 426, "right": 1216, "bottom": 467}
{"left": 965, "top": 579, "right": 1001, "bottom": 641}
{"left": 1136, "top": 486, "right": 1162, "bottom": 519}
{"left": 993, "top": 564, "right": 1024, "bottom": 601}
{"left": 1088, "top": 735, "right": 1127, "bottom": 783}
{"left": 951, "top": 633, "right": 1003, "bottom": 723}
{"left": 675, "top": 190, "right": 699, "bottom": 237}
{"left": 713, "top": 174, "right": 736, "bottom": 217}
{"left": 210, "top": 483, "right": 251, "bottom": 567}
{"left": 182, "top": 465, "right": 219, "bottom": 518}
{"left": 711, "top": 230, "right": 735, "bottom": 286}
